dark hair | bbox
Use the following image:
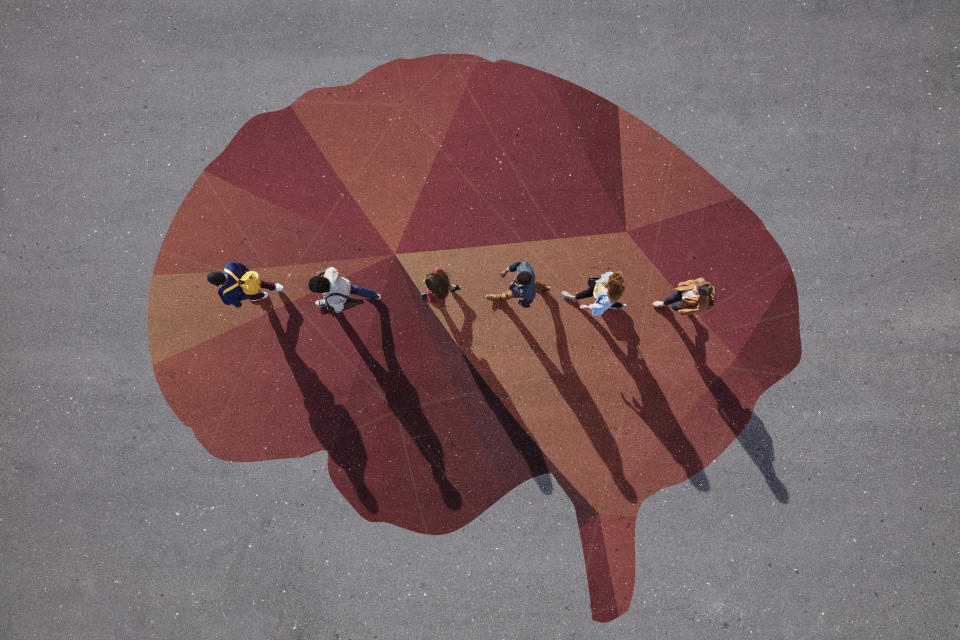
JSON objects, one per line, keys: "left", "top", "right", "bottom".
{"left": 516, "top": 271, "right": 532, "bottom": 285}
{"left": 207, "top": 271, "right": 226, "bottom": 286}
{"left": 425, "top": 269, "right": 451, "bottom": 299}
{"left": 697, "top": 282, "right": 714, "bottom": 297}
{"left": 308, "top": 275, "right": 330, "bottom": 293}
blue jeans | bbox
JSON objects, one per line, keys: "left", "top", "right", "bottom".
{"left": 350, "top": 284, "right": 379, "bottom": 300}
{"left": 663, "top": 289, "right": 685, "bottom": 310}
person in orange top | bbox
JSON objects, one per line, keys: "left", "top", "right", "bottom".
{"left": 652, "top": 278, "right": 715, "bottom": 315}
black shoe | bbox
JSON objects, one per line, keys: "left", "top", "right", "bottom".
{"left": 421, "top": 292, "right": 429, "bottom": 301}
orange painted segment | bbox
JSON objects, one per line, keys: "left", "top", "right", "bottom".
{"left": 400, "top": 55, "right": 479, "bottom": 145}
{"left": 156, "top": 172, "right": 368, "bottom": 275}
{"left": 395, "top": 233, "right": 742, "bottom": 515}
{"left": 148, "top": 255, "right": 390, "bottom": 363}
{"left": 292, "top": 56, "right": 477, "bottom": 251}
{"left": 295, "top": 59, "right": 403, "bottom": 104}
{"left": 619, "top": 111, "right": 734, "bottom": 230}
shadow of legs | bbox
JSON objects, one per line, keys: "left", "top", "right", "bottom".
{"left": 444, "top": 292, "right": 553, "bottom": 495}
{"left": 497, "top": 294, "right": 637, "bottom": 503}
{"left": 591, "top": 311, "right": 709, "bottom": 491}
{"left": 663, "top": 313, "right": 789, "bottom": 503}
{"left": 265, "top": 294, "right": 377, "bottom": 513}
{"left": 335, "top": 302, "right": 462, "bottom": 510}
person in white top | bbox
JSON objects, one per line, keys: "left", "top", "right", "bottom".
{"left": 308, "top": 266, "right": 381, "bottom": 313}
{"left": 561, "top": 271, "right": 627, "bottom": 316}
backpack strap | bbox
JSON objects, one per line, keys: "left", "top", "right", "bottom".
{"left": 221, "top": 268, "right": 242, "bottom": 294}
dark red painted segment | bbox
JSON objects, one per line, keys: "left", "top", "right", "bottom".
{"left": 550, "top": 75, "right": 625, "bottom": 227}
{"left": 396, "top": 81, "right": 551, "bottom": 252}
{"left": 206, "top": 107, "right": 390, "bottom": 256}
{"left": 579, "top": 514, "right": 638, "bottom": 622}
{"left": 629, "top": 199, "right": 795, "bottom": 341}
{"left": 304, "top": 256, "right": 527, "bottom": 534}
{"left": 466, "top": 61, "right": 624, "bottom": 236}
{"left": 153, "top": 304, "right": 325, "bottom": 462}
{"left": 712, "top": 277, "right": 803, "bottom": 382}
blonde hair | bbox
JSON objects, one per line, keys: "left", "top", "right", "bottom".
{"left": 606, "top": 271, "right": 625, "bottom": 301}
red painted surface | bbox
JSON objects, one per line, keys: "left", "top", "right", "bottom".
{"left": 150, "top": 54, "right": 801, "bottom": 622}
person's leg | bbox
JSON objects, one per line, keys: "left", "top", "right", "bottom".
{"left": 485, "top": 290, "right": 514, "bottom": 301}
{"left": 534, "top": 281, "right": 550, "bottom": 293}
{"left": 573, "top": 282, "right": 595, "bottom": 299}
{"left": 663, "top": 290, "right": 683, "bottom": 308}
{"left": 261, "top": 280, "right": 283, "bottom": 292}
{"left": 342, "top": 298, "right": 364, "bottom": 311}
{"left": 350, "top": 284, "right": 380, "bottom": 300}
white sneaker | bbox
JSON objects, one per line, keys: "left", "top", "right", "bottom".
{"left": 254, "top": 291, "right": 269, "bottom": 301}
{"left": 561, "top": 291, "right": 576, "bottom": 301}
{"left": 315, "top": 299, "right": 325, "bottom": 308}
{"left": 273, "top": 283, "right": 283, "bottom": 292}
{"left": 374, "top": 293, "right": 381, "bottom": 300}
{"left": 652, "top": 300, "right": 664, "bottom": 308}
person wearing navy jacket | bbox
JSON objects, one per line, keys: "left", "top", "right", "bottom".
{"left": 206, "top": 261, "right": 282, "bottom": 307}
{"left": 484, "top": 260, "right": 550, "bottom": 307}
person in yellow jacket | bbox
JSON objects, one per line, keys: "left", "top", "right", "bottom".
{"left": 652, "top": 277, "right": 715, "bottom": 315}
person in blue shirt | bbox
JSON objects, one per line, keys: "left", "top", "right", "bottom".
{"left": 206, "top": 261, "right": 283, "bottom": 308}
{"left": 484, "top": 261, "right": 550, "bottom": 307}
{"left": 561, "top": 271, "right": 627, "bottom": 315}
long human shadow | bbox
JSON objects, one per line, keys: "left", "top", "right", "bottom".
{"left": 496, "top": 294, "right": 637, "bottom": 504}
{"left": 440, "top": 292, "right": 553, "bottom": 495}
{"left": 264, "top": 293, "right": 378, "bottom": 513}
{"left": 662, "top": 313, "right": 789, "bottom": 503}
{"left": 580, "top": 308, "right": 710, "bottom": 492}
{"left": 335, "top": 302, "right": 463, "bottom": 510}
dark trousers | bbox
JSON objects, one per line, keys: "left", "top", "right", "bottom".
{"left": 574, "top": 277, "right": 623, "bottom": 308}
{"left": 248, "top": 281, "right": 278, "bottom": 301}
{"left": 663, "top": 289, "right": 685, "bottom": 310}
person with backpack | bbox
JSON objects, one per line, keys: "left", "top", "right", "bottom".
{"left": 652, "top": 277, "right": 716, "bottom": 316}
{"left": 309, "top": 266, "right": 381, "bottom": 313}
{"left": 561, "top": 271, "right": 627, "bottom": 315}
{"left": 207, "top": 261, "right": 282, "bottom": 307}
{"left": 421, "top": 267, "right": 462, "bottom": 307}
{"left": 484, "top": 260, "right": 550, "bottom": 307}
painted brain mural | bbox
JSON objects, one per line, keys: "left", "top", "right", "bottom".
{"left": 149, "top": 54, "right": 801, "bottom": 622}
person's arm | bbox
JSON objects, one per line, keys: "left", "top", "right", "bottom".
{"left": 585, "top": 292, "right": 610, "bottom": 316}
{"left": 501, "top": 262, "right": 520, "bottom": 278}
{"left": 326, "top": 294, "right": 346, "bottom": 313}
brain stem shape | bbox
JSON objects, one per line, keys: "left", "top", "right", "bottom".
{"left": 149, "top": 54, "right": 801, "bottom": 622}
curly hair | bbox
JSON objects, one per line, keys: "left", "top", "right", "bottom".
{"left": 425, "top": 269, "right": 451, "bottom": 299}
{"left": 605, "top": 271, "right": 625, "bottom": 301}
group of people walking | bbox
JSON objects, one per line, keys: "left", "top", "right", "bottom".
{"left": 206, "top": 260, "right": 716, "bottom": 317}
